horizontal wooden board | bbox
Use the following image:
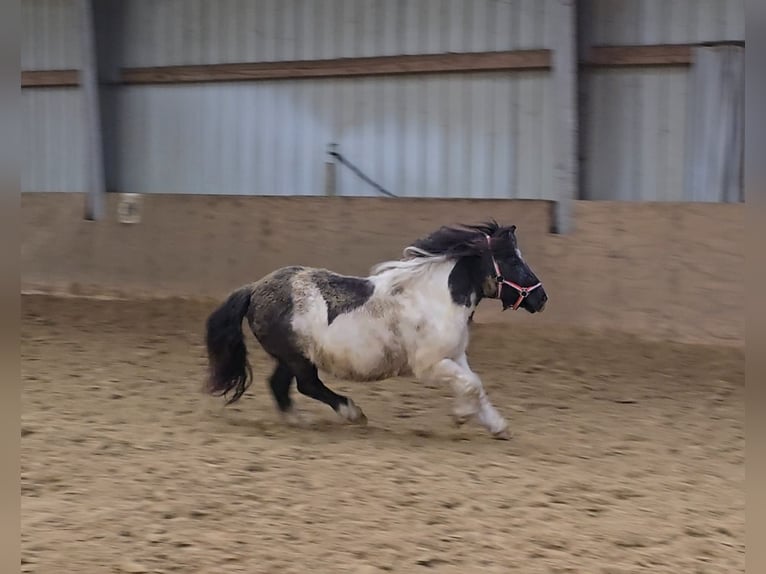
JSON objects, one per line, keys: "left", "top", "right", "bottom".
{"left": 21, "top": 70, "right": 80, "bottom": 87}
{"left": 584, "top": 44, "right": 693, "bottom": 67}
{"left": 120, "top": 50, "right": 553, "bottom": 85}
{"left": 22, "top": 42, "right": 740, "bottom": 89}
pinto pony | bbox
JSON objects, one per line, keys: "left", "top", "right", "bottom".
{"left": 204, "top": 221, "right": 547, "bottom": 439}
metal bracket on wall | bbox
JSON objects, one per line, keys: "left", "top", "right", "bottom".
{"left": 116, "top": 193, "right": 142, "bottom": 224}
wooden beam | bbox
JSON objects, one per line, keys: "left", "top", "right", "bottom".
{"left": 20, "top": 42, "right": 741, "bottom": 88}
{"left": 21, "top": 70, "right": 80, "bottom": 87}
{"left": 121, "top": 50, "right": 552, "bottom": 85}
{"left": 583, "top": 44, "right": 693, "bottom": 67}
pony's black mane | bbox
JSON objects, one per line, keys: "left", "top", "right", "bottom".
{"left": 408, "top": 220, "right": 517, "bottom": 259}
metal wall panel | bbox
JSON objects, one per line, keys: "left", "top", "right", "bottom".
{"left": 109, "top": 0, "right": 557, "bottom": 199}
{"left": 21, "top": 0, "right": 82, "bottom": 70}
{"left": 585, "top": 68, "right": 689, "bottom": 201}
{"left": 22, "top": 88, "right": 89, "bottom": 193}
{"left": 114, "top": 71, "right": 554, "bottom": 199}
{"left": 22, "top": 0, "right": 88, "bottom": 193}
{"left": 119, "top": 0, "right": 552, "bottom": 67}
{"left": 584, "top": 0, "right": 744, "bottom": 201}
{"left": 20, "top": 0, "right": 557, "bottom": 198}
{"left": 590, "top": 0, "right": 744, "bottom": 45}
{"left": 22, "top": 0, "right": 743, "bottom": 201}
{"left": 684, "top": 45, "right": 744, "bottom": 202}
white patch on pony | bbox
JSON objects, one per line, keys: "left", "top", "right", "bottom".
{"left": 290, "top": 272, "right": 410, "bottom": 382}
{"left": 515, "top": 247, "right": 524, "bottom": 261}
{"left": 368, "top": 258, "right": 476, "bottom": 374}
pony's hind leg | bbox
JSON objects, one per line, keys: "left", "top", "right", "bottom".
{"left": 292, "top": 359, "right": 367, "bottom": 425}
{"left": 268, "top": 362, "right": 303, "bottom": 426}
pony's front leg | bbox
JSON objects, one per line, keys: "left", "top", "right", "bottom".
{"left": 454, "top": 355, "right": 511, "bottom": 439}
{"left": 418, "top": 357, "right": 510, "bottom": 439}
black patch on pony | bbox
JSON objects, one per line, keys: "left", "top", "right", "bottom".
{"left": 310, "top": 270, "right": 375, "bottom": 325}
{"left": 448, "top": 257, "right": 484, "bottom": 308}
{"left": 409, "top": 220, "right": 518, "bottom": 307}
{"left": 247, "top": 266, "right": 303, "bottom": 362}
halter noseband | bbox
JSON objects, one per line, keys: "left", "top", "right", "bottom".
{"left": 485, "top": 235, "right": 542, "bottom": 311}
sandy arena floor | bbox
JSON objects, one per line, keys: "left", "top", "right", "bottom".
{"left": 21, "top": 295, "right": 744, "bottom": 574}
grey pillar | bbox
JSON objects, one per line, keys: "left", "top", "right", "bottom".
{"left": 79, "top": 0, "right": 106, "bottom": 220}
{"left": 551, "top": 0, "right": 578, "bottom": 233}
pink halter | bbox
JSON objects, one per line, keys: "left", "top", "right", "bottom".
{"left": 485, "top": 235, "right": 542, "bottom": 311}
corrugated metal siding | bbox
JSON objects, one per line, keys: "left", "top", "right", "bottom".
{"left": 115, "top": 70, "right": 554, "bottom": 199}
{"left": 590, "top": 0, "right": 744, "bottom": 45}
{"left": 21, "top": 0, "right": 744, "bottom": 201}
{"left": 111, "top": 0, "right": 557, "bottom": 199}
{"left": 584, "top": 0, "right": 744, "bottom": 201}
{"left": 22, "top": 88, "right": 89, "bottom": 193}
{"left": 684, "top": 45, "right": 744, "bottom": 202}
{"left": 22, "top": 0, "right": 88, "bottom": 193}
{"left": 22, "top": 0, "right": 558, "bottom": 198}
{"left": 120, "top": 0, "right": 551, "bottom": 67}
{"left": 21, "top": 0, "right": 82, "bottom": 70}
{"left": 585, "top": 68, "right": 689, "bottom": 201}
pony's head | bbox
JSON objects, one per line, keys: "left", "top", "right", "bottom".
{"left": 476, "top": 222, "right": 547, "bottom": 313}
{"left": 406, "top": 221, "right": 548, "bottom": 313}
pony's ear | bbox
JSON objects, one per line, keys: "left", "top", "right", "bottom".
{"left": 509, "top": 225, "right": 517, "bottom": 234}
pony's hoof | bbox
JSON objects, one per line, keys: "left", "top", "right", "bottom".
{"left": 492, "top": 428, "right": 512, "bottom": 440}
{"left": 281, "top": 409, "right": 309, "bottom": 428}
{"left": 338, "top": 400, "right": 367, "bottom": 425}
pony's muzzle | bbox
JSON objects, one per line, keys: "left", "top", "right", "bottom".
{"left": 536, "top": 289, "right": 548, "bottom": 312}
{"left": 523, "top": 287, "right": 547, "bottom": 313}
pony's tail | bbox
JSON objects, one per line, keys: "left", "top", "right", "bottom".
{"left": 204, "top": 286, "right": 254, "bottom": 405}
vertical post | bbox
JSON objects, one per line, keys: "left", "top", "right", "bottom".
{"left": 79, "top": 0, "right": 106, "bottom": 220}
{"left": 551, "top": 0, "right": 578, "bottom": 234}
{"left": 92, "top": 1, "right": 125, "bottom": 206}
{"left": 576, "top": 0, "right": 592, "bottom": 201}
{"left": 325, "top": 142, "right": 338, "bottom": 196}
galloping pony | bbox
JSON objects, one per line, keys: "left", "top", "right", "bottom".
{"left": 204, "top": 221, "right": 547, "bottom": 439}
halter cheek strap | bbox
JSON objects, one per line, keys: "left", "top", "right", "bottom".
{"left": 485, "top": 235, "right": 542, "bottom": 311}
